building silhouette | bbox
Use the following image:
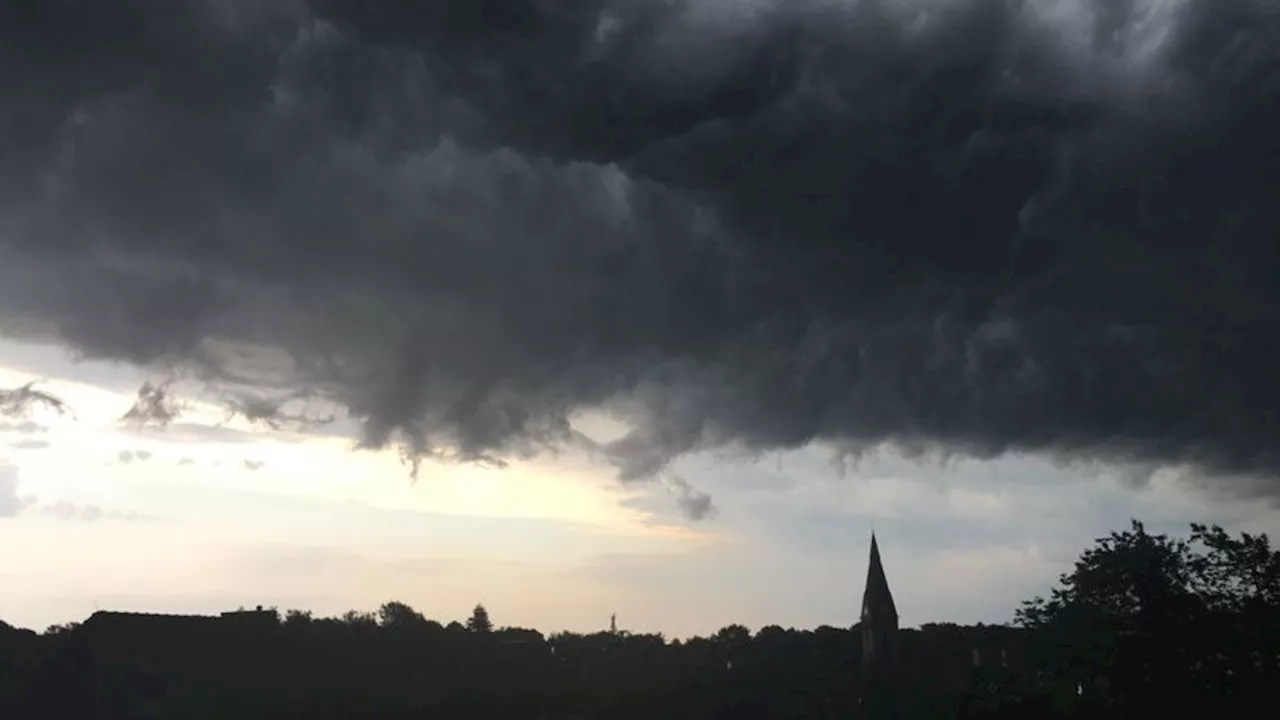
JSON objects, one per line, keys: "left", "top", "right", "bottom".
{"left": 858, "top": 531, "right": 901, "bottom": 718}
{"left": 861, "top": 532, "right": 898, "bottom": 671}
{"left": 856, "top": 533, "right": 1033, "bottom": 718}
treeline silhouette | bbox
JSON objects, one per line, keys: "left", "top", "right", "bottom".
{"left": 1, "top": 519, "right": 1276, "bottom": 719}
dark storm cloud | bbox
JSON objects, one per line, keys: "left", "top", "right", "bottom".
{"left": 1, "top": 0, "right": 1279, "bottom": 499}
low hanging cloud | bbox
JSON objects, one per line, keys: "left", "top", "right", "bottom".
{"left": 0, "top": 383, "right": 70, "bottom": 420}
{"left": 1, "top": 0, "right": 1278, "bottom": 506}
{"left": 0, "top": 421, "right": 48, "bottom": 435}
{"left": 3, "top": 457, "right": 146, "bottom": 522}
{"left": 131, "top": 421, "right": 268, "bottom": 445}
{"left": 668, "top": 476, "right": 718, "bottom": 522}
{"left": 119, "top": 381, "right": 184, "bottom": 429}
{"left": 222, "top": 390, "right": 337, "bottom": 432}
{"left": 1, "top": 463, "right": 35, "bottom": 518}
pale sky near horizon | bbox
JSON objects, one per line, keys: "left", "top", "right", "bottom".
{"left": 5, "top": 337, "right": 1279, "bottom": 639}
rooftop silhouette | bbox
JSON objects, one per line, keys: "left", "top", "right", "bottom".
{"left": 1, "top": 518, "right": 1273, "bottom": 718}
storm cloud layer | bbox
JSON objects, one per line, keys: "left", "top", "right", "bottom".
{"left": 1, "top": 0, "right": 1278, "bottom": 493}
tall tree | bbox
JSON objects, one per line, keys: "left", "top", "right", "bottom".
{"left": 340, "top": 610, "right": 378, "bottom": 629}
{"left": 377, "top": 601, "right": 426, "bottom": 630}
{"left": 1017, "top": 519, "right": 1280, "bottom": 715}
{"left": 283, "top": 609, "right": 312, "bottom": 628}
{"left": 1017, "top": 520, "right": 1199, "bottom": 632}
{"left": 465, "top": 603, "right": 493, "bottom": 633}
{"left": 1187, "top": 522, "right": 1280, "bottom": 610}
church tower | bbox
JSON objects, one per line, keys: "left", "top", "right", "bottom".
{"left": 861, "top": 532, "right": 898, "bottom": 668}
{"left": 858, "top": 532, "right": 900, "bottom": 718}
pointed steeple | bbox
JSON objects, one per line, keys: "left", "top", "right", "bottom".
{"left": 861, "top": 532, "right": 898, "bottom": 625}
{"left": 859, "top": 532, "right": 900, "bottom": 718}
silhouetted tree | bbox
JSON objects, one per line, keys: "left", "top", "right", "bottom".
{"left": 377, "top": 601, "right": 425, "bottom": 629}
{"left": 2, "top": 518, "right": 1274, "bottom": 720}
{"left": 42, "top": 623, "right": 80, "bottom": 637}
{"left": 465, "top": 604, "right": 493, "bottom": 633}
{"left": 1187, "top": 522, "right": 1280, "bottom": 608}
{"left": 1017, "top": 520, "right": 1280, "bottom": 716}
{"left": 282, "top": 609, "right": 312, "bottom": 628}
{"left": 339, "top": 610, "right": 377, "bottom": 629}
{"left": 1018, "top": 521, "right": 1197, "bottom": 629}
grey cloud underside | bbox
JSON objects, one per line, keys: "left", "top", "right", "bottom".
{"left": 1, "top": 0, "right": 1279, "bottom": 496}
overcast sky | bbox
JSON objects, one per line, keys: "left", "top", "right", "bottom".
{"left": 2, "top": 0, "right": 1279, "bottom": 636}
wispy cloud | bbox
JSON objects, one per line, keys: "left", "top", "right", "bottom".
{"left": 39, "top": 500, "right": 149, "bottom": 523}
{"left": 0, "top": 462, "right": 35, "bottom": 518}
{"left": 0, "top": 420, "right": 47, "bottom": 434}
{"left": 118, "top": 421, "right": 267, "bottom": 445}
{"left": 115, "top": 449, "right": 154, "bottom": 465}
{"left": 668, "top": 476, "right": 716, "bottom": 522}
{"left": 0, "top": 382, "right": 70, "bottom": 420}
{"left": 2, "top": 458, "right": 148, "bottom": 522}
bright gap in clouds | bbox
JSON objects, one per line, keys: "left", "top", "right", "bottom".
{"left": 0, "top": 339, "right": 724, "bottom": 632}
{"left": 0, "top": 340, "right": 696, "bottom": 532}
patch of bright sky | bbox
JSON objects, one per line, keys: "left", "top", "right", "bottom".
{"left": 0, "top": 339, "right": 703, "bottom": 537}
{"left": 0, "top": 337, "right": 722, "bottom": 633}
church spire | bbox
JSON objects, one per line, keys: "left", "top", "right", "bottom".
{"left": 861, "top": 532, "right": 898, "bottom": 626}
{"left": 860, "top": 532, "right": 898, "bottom": 677}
